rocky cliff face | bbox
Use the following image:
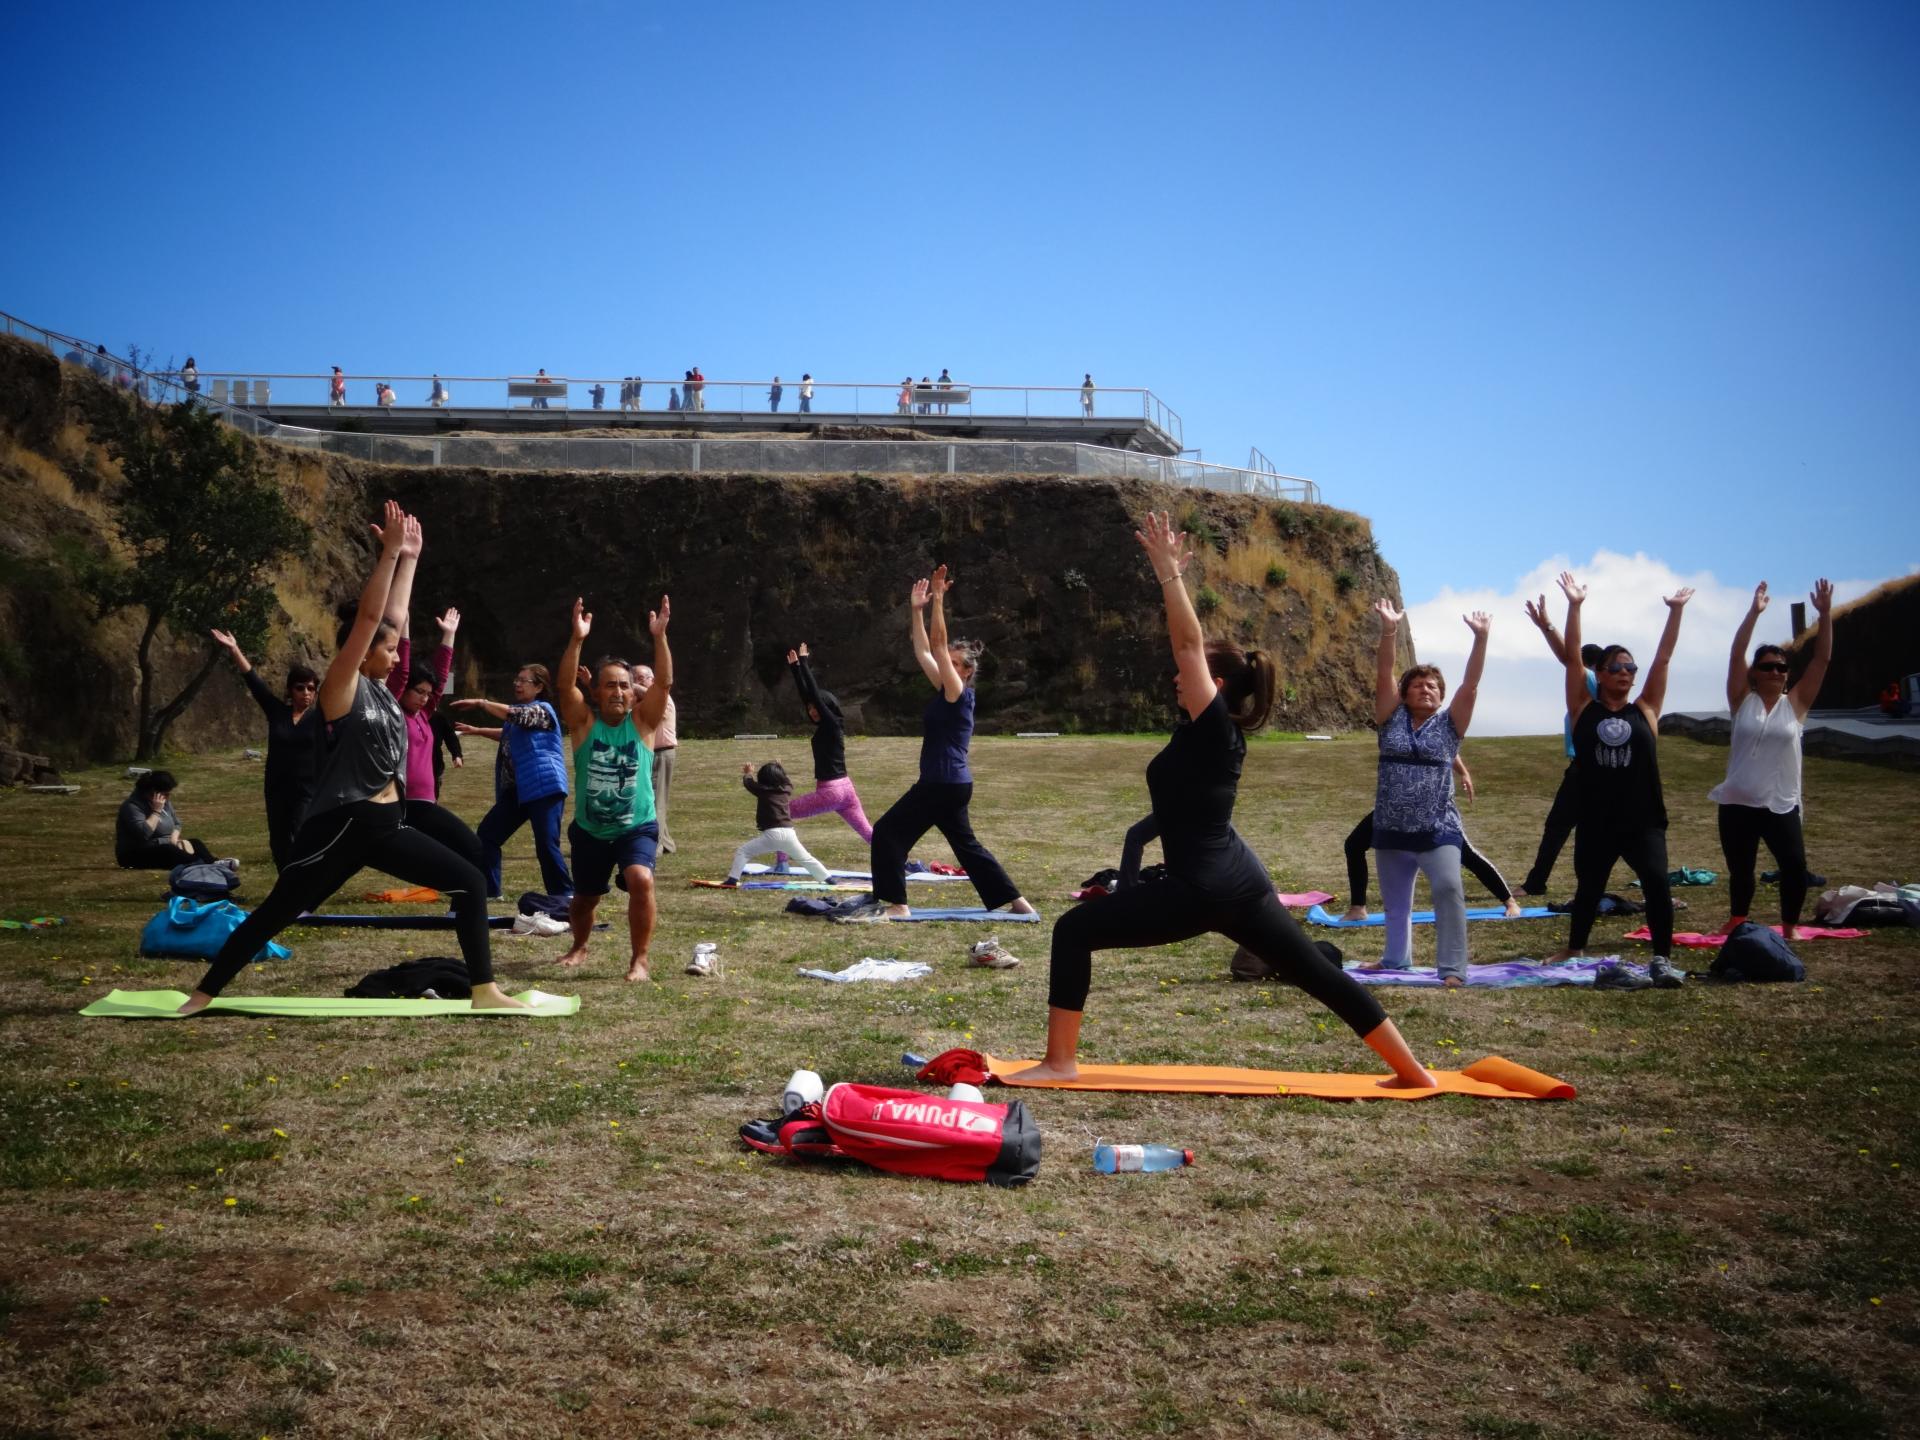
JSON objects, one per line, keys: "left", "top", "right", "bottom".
{"left": 0, "top": 337, "right": 1414, "bottom": 761}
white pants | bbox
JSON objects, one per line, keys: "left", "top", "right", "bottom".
{"left": 730, "top": 827, "right": 829, "bottom": 882}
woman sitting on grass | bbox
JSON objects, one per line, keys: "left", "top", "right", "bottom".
{"left": 115, "top": 770, "right": 218, "bottom": 870}
{"left": 1012, "top": 512, "right": 1434, "bottom": 1089}
{"left": 1362, "top": 600, "right": 1492, "bottom": 985}
{"left": 176, "top": 502, "right": 525, "bottom": 1015}
{"left": 1708, "top": 578, "right": 1834, "bottom": 939}
{"left": 1547, "top": 571, "right": 1691, "bottom": 988}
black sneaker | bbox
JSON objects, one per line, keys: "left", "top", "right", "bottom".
{"left": 1594, "top": 962, "right": 1652, "bottom": 991}
{"left": 1646, "top": 956, "right": 1687, "bottom": 988}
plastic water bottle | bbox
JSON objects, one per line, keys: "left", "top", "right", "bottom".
{"left": 782, "top": 1069, "right": 824, "bottom": 1115}
{"left": 1093, "top": 1143, "right": 1194, "bottom": 1174}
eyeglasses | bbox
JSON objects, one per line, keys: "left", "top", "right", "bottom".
{"left": 1753, "top": 662, "right": 1790, "bottom": 674}
{"left": 1605, "top": 662, "right": 1638, "bottom": 676}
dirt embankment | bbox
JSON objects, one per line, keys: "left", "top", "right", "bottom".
{"left": 0, "top": 336, "right": 1413, "bottom": 763}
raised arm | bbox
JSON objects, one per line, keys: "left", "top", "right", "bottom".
{"left": 907, "top": 579, "right": 942, "bottom": 688}
{"left": 424, "top": 607, "right": 458, "bottom": 716}
{"left": 210, "top": 628, "right": 254, "bottom": 675}
{"left": 384, "top": 515, "right": 422, "bottom": 644}
{"left": 1789, "top": 578, "right": 1835, "bottom": 720}
{"left": 1371, "top": 598, "right": 1403, "bottom": 728}
{"left": 1448, "top": 611, "right": 1490, "bottom": 737}
{"left": 633, "top": 596, "right": 674, "bottom": 731}
{"left": 1637, "top": 587, "right": 1693, "bottom": 720}
{"left": 1138, "top": 511, "right": 1214, "bottom": 720}
{"left": 449, "top": 697, "right": 510, "bottom": 720}
{"left": 213, "top": 628, "right": 280, "bottom": 718}
{"left": 322, "top": 502, "right": 409, "bottom": 721}
{"left": 927, "top": 565, "right": 966, "bottom": 701}
{"left": 1726, "top": 582, "right": 1768, "bottom": 712}
{"left": 1558, "top": 572, "right": 1590, "bottom": 723}
{"left": 556, "top": 597, "right": 594, "bottom": 739}
{"left": 1523, "top": 594, "right": 1569, "bottom": 665}
{"left": 787, "top": 644, "right": 825, "bottom": 711}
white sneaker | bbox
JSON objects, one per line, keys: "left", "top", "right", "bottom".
{"left": 969, "top": 936, "right": 1021, "bottom": 969}
{"left": 686, "top": 943, "right": 718, "bottom": 978}
{"left": 512, "top": 913, "right": 568, "bottom": 937}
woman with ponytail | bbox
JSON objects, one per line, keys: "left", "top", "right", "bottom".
{"left": 1014, "top": 512, "right": 1434, "bottom": 1088}
{"left": 1367, "top": 600, "right": 1492, "bottom": 985}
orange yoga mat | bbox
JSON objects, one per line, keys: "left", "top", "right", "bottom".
{"left": 984, "top": 1052, "right": 1575, "bottom": 1101}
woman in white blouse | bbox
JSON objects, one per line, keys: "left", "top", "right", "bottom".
{"left": 1708, "top": 578, "right": 1834, "bottom": 938}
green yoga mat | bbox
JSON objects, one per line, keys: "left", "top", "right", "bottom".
{"left": 79, "top": 988, "right": 579, "bottom": 1019}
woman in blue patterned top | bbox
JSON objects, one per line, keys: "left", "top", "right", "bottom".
{"left": 1368, "top": 598, "right": 1491, "bottom": 985}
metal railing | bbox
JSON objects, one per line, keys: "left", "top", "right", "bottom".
{"left": 2, "top": 309, "right": 1322, "bottom": 502}
{"left": 173, "top": 369, "right": 1185, "bottom": 446}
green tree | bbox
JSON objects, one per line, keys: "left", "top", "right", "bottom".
{"left": 90, "top": 399, "right": 311, "bottom": 759}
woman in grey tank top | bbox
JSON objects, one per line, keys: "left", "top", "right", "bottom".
{"left": 178, "top": 502, "right": 527, "bottom": 1014}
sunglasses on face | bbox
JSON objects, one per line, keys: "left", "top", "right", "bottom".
{"left": 1606, "top": 662, "right": 1638, "bottom": 676}
{"left": 1753, "top": 662, "right": 1790, "bottom": 674}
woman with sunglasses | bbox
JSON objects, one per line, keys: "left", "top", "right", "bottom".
{"left": 1708, "top": 579, "right": 1834, "bottom": 939}
{"left": 211, "top": 628, "right": 323, "bottom": 869}
{"left": 1548, "top": 573, "right": 1693, "bottom": 984}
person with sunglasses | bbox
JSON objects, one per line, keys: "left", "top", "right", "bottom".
{"left": 1708, "top": 579, "right": 1835, "bottom": 939}
{"left": 1547, "top": 572, "right": 1692, "bottom": 986}
{"left": 211, "top": 628, "right": 323, "bottom": 869}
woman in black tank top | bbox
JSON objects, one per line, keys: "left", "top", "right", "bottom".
{"left": 1010, "top": 512, "right": 1435, "bottom": 1090}
{"left": 1547, "top": 571, "right": 1692, "bottom": 987}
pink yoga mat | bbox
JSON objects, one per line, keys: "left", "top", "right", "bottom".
{"left": 1624, "top": 923, "right": 1867, "bottom": 948}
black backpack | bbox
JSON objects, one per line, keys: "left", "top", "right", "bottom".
{"left": 345, "top": 955, "right": 473, "bottom": 999}
{"left": 1709, "top": 922, "right": 1805, "bottom": 984}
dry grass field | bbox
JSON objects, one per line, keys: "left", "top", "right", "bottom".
{"left": 0, "top": 730, "right": 1915, "bottom": 1439}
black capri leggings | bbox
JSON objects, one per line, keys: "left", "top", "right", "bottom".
{"left": 1344, "top": 811, "right": 1512, "bottom": 907}
{"left": 1718, "top": 803, "right": 1807, "bottom": 928}
{"left": 869, "top": 781, "right": 1020, "bottom": 909}
{"left": 1049, "top": 879, "right": 1388, "bottom": 1038}
{"left": 1567, "top": 823, "right": 1671, "bottom": 956}
{"left": 194, "top": 799, "right": 495, "bottom": 998}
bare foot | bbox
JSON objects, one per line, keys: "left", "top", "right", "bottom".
{"left": 1377, "top": 1067, "right": 1440, "bottom": 1090}
{"left": 883, "top": 905, "right": 910, "bottom": 921}
{"left": 553, "top": 948, "right": 588, "bottom": 969}
{"left": 1544, "top": 948, "right": 1580, "bottom": 966}
{"left": 1006, "top": 897, "right": 1038, "bottom": 916}
{"left": 1006, "top": 1061, "right": 1078, "bottom": 1085}
{"left": 1342, "top": 905, "right": 1369, "bottom": 923}
{"left": 470, "top": 983, "right": 530, "bottom": 1011}
{"left": 176, "top": 992, "right": 212, "bottom": 1017}
{"left": 1503, "top": 898, "right": 1523, "bottom": 919}
{"left": 625, "top": 955, "right": 651, "bottom": 983}
{"left": 1442, "top": 974, "right": 1466, "bottom": 988}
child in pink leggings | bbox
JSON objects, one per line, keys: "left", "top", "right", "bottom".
{"left": 778, "top": 644, "right": 873, "bottom": 870}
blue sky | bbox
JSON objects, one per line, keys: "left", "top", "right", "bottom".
{"left": 4, "top": 2, "right": 1915, "bottom": 728}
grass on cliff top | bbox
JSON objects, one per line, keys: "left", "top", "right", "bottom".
{"left": 0, "top": 731, "right": 1915, "bottom": 1440}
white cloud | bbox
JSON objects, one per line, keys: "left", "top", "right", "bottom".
{"left": 1403, "top": 552, "right": 1916, "bottom": 736}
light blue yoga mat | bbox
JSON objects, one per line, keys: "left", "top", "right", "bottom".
{"left": 1306, "top": 903, "right": 1556, "bottom": 928}
{"left": 835, "top": 907, "right": 1041, "bottom": 924}
{"left": 1346, "top": 958, "right": 1625, "bottom": 988}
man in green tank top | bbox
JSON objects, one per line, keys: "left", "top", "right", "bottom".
{"left": 554, "top": 595, "right": 674, "bottom": 981}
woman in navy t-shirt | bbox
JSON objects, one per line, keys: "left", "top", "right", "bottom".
{"left": 1012, "top": 512, "right": 1434, "bottom": 1089}
{"left": 854, "top": 564, "right": 1034, "bottom": 921}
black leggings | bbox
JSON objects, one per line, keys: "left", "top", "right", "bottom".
{"left": 1718, "top": 804, "right": 1807, "bottom": 928}
{"left": 1344, "top": 812, "right": 1512, "bottom": 907}
{"left": 264, "top": 783, "right": 313, "bottom": 870}
{"left": 1049, "top": 879, "right": 1388, "bottom": 1038}
{"left": 1521, "top": 763, "right": 1579, "bottom": 895}
{"left": 870, "top": 781, "right": 1020, "bottom": 908}
{"left": 194, "top": 799, "right": 494, "bottom": 998}
{"left": 1568, "top": 824, "right": 1671, "bottom": 955}
{"left": 120, "top": 838, "right": 215, "bottom": 870}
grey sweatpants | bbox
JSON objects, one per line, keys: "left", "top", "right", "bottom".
{"left": 652, "top": 745, "right": 676, "bottom": 853}
{"left": 1377, "top": 845, "right": 1468, "bottom": 978}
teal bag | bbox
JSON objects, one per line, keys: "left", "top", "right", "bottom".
{"left": 139, "top": 896, "right": 290, "bottom": 962}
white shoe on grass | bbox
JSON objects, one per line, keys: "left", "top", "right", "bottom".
{"left": 969, "top": 936, "right": 1021, "bottom": 969}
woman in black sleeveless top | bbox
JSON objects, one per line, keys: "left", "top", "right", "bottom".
{"left": 1547, "top": 571, "right": 1692, "bottom": 987}
{"left": 1012, "top": 512, "right": 1434, "bottom": 1089}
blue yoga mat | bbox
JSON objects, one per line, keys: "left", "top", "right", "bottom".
{"left": 1305, "top": 903, "right": 1556, "bottom": 929}
{"left": 297, "top": 914, "right": 515, "bottom": 930}
{"left": 835, "top": 907, "right": 1041, "bottom": 924}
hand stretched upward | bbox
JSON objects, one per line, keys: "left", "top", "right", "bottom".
{"left": 1134, "top": 510, "right": 1192, "bottom": 582}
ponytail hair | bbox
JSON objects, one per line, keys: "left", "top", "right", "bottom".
{"left": 1206, "top": 643, "right": 1276, "bottom": 733}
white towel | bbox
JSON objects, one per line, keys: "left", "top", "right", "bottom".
{"left": 796, "top": 958, "right": 933, "bottom": 984}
